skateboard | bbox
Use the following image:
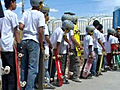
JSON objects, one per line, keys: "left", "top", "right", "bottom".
{"left": 98, "top": 52, "right": 104, "bottom": 75}
{"left": 82, "top": 58, "right": 92, "bottom": 78}
{"left": 114, "top": 50, "right": 120, "bottom": 68}
{"left": 38, "top": 50, "right": 45, "bottom": 90}
{"left": 82, "top": 51, "right": 95, "bottom": 78}
{"left": 14, "top": 46, "right": 21, "bottom": 90}
{"left": 54, "top": 49, "right": 63, "bottom": 86}
{"left": 73, "top": 25, "right": 81, "bottom": 57}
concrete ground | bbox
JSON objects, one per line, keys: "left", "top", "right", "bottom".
{"left": 49, "top": 70, "right": 120, "bottom": 90}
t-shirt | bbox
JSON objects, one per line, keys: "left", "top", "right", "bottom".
{"left": 20, "top": 10, "right": 45, "bottom": 43}
{"left": 93, "top": 29, "right": 101, "bottom": 48}
{"left": 105, "top": 35, "right": 115, "bottom": 53}
{"left": 83, "top": 34, "right": 94, "bottom": 59}
{"left": 43, "top": 24, "right": 49, "bottom": 55}
{"left": 50, "top": 27, "right": 64, "bottom": 49}
{"left": 68, "top": 30, "right": 75, "bottom": 49}
{"left": 98, "top": 33, "right": 106, "bottom": 55}
{"left": 0, "top": 10, "right": 18, "bottom": 52}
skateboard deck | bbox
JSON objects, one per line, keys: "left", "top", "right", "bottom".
{"left": 14, "top": 46, "right": 21, "bottom": 90}
{"left": 38, "top": 50, "right": 45, "bottom": 90}
{"left": 98, "top": 52, "right": 104, "bottom": 75}
{"left": 54, "top": 49, "right": 63, "bottom": 86}
{"left": 73, "top": 25, "right": 81, "bottom": 57}
{"left": 82, "top": 58, "right": 92, "bottom": 78}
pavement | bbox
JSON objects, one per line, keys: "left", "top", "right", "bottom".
{"left": 48, "top": 70, "right": 120, "bottom": 90}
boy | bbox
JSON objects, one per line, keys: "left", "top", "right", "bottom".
{"left": 19, "top": 0, "right": 45, "bottom": 90}
{"left": 50, "top": 20, "right": 74, "bottom": 84}
{"left": 96, "top": 24, "right": 106, "bottom": 75}
{"left": 61, "top": 13, "right": 82, "bottom": 82}
{"left": 81, "top": 25, "right": 95, "bottom": 79}
{"left": 0, "top": 0, "right": 21, "bottom": 89}
{"left": 40, "top": 4, "right": 55, "bottom": 89}
{"left": 92, "top": 20, "right": 105, "bottom": 76}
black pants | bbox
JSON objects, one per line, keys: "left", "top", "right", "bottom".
{"left": 96, "top": 55, "right": 102, "bottom": 73}
{"left": 1, "top": 52, "right": 17, "bottom": 90}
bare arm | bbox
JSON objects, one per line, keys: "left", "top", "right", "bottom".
{"left": 38, "top": 27, "right": 44, "bottom": 50}
{"left": 56, "top": 42, "right": 60, "bottom": 54}
{"left": 14, "top": 26, "right": 20, "bottom": 44}
{"left": 45, "top": 35, "right": 53, "bottom": 49}
{"left": 98, "top": 39, "right": 105, "bottom": 51}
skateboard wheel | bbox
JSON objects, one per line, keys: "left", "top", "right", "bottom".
{"left": 20, "top": 81, "right": 26, "bottom": 87}
{"left": 4, "top": 66, "right": 10, "bottom": 74}
{"left": 60, "top": 75, "right": 64, "bottom": 79}
{"left": 52, "top": 56, "right": 55, "bottom": 60}
{"left": 18, "top": 53, "right": 24, "bottom": 58}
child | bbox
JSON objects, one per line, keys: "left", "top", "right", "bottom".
{"left": 19, "top": 0, "right": 45, "bottom": 89}
{"left": 40, "top": 4, "right": 55, "bottom": 89}
{"left": 0, "top": 0, "right": 21, "bottom": 89}
{"left": 50, "top": 20, "right": 74, "bottom": 84}
{"left": 96, "top": 24, "right": 106, "bottom": 75}
{"left": 105, "top": 28, "right": 115, "bottom": 69}
{"left": 81, "top": 25, "right": 95, "bottom": 79}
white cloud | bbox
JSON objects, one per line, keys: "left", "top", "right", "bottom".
{"left": 50, "top": 8, "right": 59, "bottom": 12}
{"left": 17, "top": 2, "right": 22, "bottom": 8}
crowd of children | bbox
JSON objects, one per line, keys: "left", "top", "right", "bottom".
{"left": 0, "top": 0, "right": 120, "bottom": 90}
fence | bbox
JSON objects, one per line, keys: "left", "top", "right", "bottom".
{"left": 48, "top": 16, "right": 113, "bottom": 41}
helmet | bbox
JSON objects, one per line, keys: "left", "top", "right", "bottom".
{"left": 72, "top": 15, "right": 78, "bottom": 24}
{"left": 41, "top": 4, "right": 49, "bottom": 14}
{"left": 61, "top": 14, "right": 73, "bottom": 21}
{"left": 116, "top": 26, "right": 120, "bottom": 30}
{"left": 30, "top": 0, "right": 44, "bottom": 7}
{"left": 62, "top": 20, "right": 74, "bottom": 31}
{"left": 86, "top": 25, "right": 95, "bottom": 34}
{"left": 107, "top": 28, "right": 115, "bottom": 34}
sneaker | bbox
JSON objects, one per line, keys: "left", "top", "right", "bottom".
{"left": 72, "top": 78, "right": 82, "bottom": 83}
{"left": 63, "top": 78, "right": 70, "bottom": 84}
{"left": 43, "top": 83, "right": 56, "bottom": 89}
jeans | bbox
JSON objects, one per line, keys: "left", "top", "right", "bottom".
{"left": 44, "top": 60, "right": 50, "bottom": 83}
{"left": 21, "top": 39, "right": 40, "bottom": 90}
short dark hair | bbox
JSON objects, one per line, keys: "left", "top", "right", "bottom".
{"left": 4, "top": 0, "right": 16, "bottom": 9}
{"left": 97, "top": 24, "right": 103, "bottom": 31}
{"left": 93, "top": 20, "right": 100, "bottom": 28}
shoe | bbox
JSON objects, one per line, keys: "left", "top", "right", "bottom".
{"left": 87, "top": 74, "right": 93, "bottom": 79}
{"left": 72, "top": 78, "right": 82, "bottom": 83}
{"left": 43, "top": 83, "right": 56, "bottom": 89}
{"left": 63, "top": 78, "right": 70, "bottom": 84}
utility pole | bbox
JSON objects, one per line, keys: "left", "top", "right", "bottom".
{"left": 22, "top": 0, "right": 24, "bottom": 14}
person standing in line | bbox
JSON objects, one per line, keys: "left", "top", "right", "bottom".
{"left": 40, "top": 4, "right": 55, "bottom": 89}
{"left": 19, "top": 0, "right": 45, "bottom": 90}
{"left": 0, "top": 0, "right": 21, "bottom": 90}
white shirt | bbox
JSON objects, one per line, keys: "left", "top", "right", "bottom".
{"left": 68, "top": 30, "right": 75, "bottom": 49}
{"left": 0, "top": 10, "right": 18, "bottom": 52}
{"left": 105, "top": 35, "right": 115, "bottom": 53}
{"left": 83, "top": 34, "right": 94, "bottom": 59}
{"left": 93, "top": 29, "right": 101, "bottom": 48}
{"left": 114, "top": 36, "right": 119, "bottom": 44}
{"left": 98, "top": 33, "right": 106, "bottom": 55}
{"left": 43, "top": 24, "right": 49, "bottom": 55}
{"left": 50, "top": 27, "right": 64, "bottom": 49}
{"left": 20, "top": 10, "right": 45, "bottom": 43}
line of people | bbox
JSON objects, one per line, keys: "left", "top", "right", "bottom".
{"left": 0, "top": 0, "right": 120, "bottom": 90}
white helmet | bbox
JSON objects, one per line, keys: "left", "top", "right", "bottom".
{"left": 30, "top": 0, "right": 44, "bottom": 7}
{"left": 86, "top": 25, "right": 95, "bottom": 34}
{"left": 62, "top": 20, "right": 74, "bottom": 31}
{"left": 61, "top": 14, "right": 73, "bottom": 22}
{"left": 72, "top": 15, "right": 78, "bottom": 24}
{"left": 41, "top": 4, "right": 49, "bottom": 14}
{"left": 107, "top": 28, "right": 115, "bottom": 34}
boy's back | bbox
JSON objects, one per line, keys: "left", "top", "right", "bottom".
{"left": 20, "top": 10, "right": 45, "bottom": 43}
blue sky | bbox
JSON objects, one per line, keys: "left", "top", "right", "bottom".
{"left": 1, "top": 0, "right": 120, "bottom": 20}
